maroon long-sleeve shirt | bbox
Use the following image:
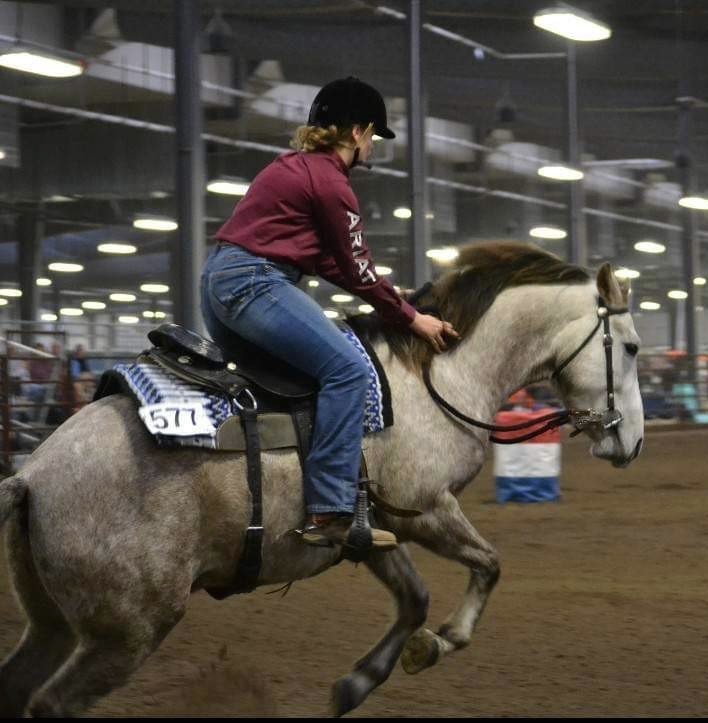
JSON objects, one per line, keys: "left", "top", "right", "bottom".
{"left": 215, "top": 150, "right": 416, "bottom": 328}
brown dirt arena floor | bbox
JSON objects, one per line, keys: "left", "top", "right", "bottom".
{"left": 1, "top": 427, "right": 708, "bottom": 717}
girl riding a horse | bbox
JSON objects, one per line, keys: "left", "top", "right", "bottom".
{"left": 200, "top": 76, "right": 458, "bottom": 549}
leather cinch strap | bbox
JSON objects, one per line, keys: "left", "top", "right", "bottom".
{"left": 234, "top": 406, "right": 264, "bottom": 592}
{"left": 208, "top": 404, "right": 264, "bottom": 599}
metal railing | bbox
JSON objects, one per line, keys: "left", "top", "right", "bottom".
{"left": 0, "top": 335, "right": 135, "bottom": 472}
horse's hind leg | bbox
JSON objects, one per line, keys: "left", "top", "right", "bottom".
{"left": 0, "top": 624, "right": 76, "bottom": 717}
{"left": 0, "top": 516, "right": 76, "bottom": 716}
{"left": 401, "top": 493, "right": 500, "bottom": 674}
{"left": 27, "top": 637, "right": 152, "bottom": 717}
{"left": 332, "top": 544, "right": 429, "bottom": 717}
{"left": 26, "top": 610, "right": 185, "bottom": 718}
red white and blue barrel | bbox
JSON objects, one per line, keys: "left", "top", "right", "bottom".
{"left": 492, "top": 408, "right": 561, "bottom": 503}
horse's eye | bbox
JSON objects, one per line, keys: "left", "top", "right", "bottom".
{"left": 624, "top": 343, "right": 638, "bottom": 357}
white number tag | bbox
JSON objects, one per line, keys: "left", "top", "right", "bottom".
{"left": 139, "top": 402, "right": 215, "bottom": 437}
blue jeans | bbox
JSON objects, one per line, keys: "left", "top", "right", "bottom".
{"left": 200, "top": 244, "right": 369, "bottom": 514}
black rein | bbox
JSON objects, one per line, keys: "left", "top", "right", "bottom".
{"left": 421, "top": 297, "right": 629, "bottom": 445}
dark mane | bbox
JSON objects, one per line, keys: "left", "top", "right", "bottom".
{"left": 348, "top": 242, "right": 590, "bottom": 371}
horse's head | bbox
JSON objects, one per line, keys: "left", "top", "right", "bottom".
{"left": 552, "top": 263, "right": 644, "bottom": 468}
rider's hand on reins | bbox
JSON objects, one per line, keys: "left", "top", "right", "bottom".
{"left": 410, "top": 312, "right": 460, "bottom": 353}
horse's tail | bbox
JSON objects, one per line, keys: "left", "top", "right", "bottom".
{"left": 0, "top": 475, "right": 27, "bottom": 529}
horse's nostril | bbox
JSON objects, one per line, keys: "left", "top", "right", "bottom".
{"left": 633, "top": 438, "right": 643, "bottom": 459}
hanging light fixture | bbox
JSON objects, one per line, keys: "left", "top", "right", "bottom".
{"left": 537, "top": 165, "right": 584, "bottom": 181}
{"left": 133, "top": 216, "right": 178, "bottom": 231}
{"left": 533, "top": 7, "right": 611, "bottom": 42}
{"left": 529, "top": 226, "right": 567, "bottom": 240}
{"left": 0, "top": 50, "right": 84, "bottom": 78}
{"left": 678, "top": 196, "right": 708, "bottom": 210}
{"left": 207, "top": 178, "right": 250, "bottom": 196}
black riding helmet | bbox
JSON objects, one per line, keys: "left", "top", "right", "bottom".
{"left": 307, "top": 76, "right": 395, "bottom": 139}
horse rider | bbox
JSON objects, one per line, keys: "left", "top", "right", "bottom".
{"left": 200, "top": 76, "right": 459, "bottom": 550}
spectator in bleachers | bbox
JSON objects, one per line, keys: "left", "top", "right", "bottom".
{"left": 69, "top": 344, "right": 95, "bottom": 412}
{"left": 69, "top": 344, "right": 91, "bottom": 379}
{"left": 26, "top": 342, "right": 54, "bottom": 422}
{"left": 46, "top": 342, "right": 69, "bottom": 426}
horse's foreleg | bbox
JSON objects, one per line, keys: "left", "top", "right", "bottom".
{"left": 401, "top": 493, "right": 500, "bottom": 675}
{"left": 332, "top": 544, "right": 429, "bottom": 717}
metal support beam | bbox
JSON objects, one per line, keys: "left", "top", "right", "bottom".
{"left": 173, "top": 0, "right": 206, "bottom": 331}
{"left": 17, "top": 212, "right": 42, "bottom": 343}
{"left": 668, "top": 301, "right": 678, "bottom": 350}
{"left": 676, "top": 97, "right": 698, "bottom": 360}
{"left": 407, "top": 0, "right": 430, "bottom": 288}
{"left": 565, "top": 41, "right": 586, "bottom": 266}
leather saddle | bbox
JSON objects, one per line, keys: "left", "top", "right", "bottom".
{"left": 146, "top": 323, "right": 317, "bottom": 400}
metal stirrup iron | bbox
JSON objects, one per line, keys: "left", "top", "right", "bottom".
{"left": 344, "top": 478, "right": 373, "bottom": 561}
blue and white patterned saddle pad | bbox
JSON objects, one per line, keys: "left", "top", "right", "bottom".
{"left": 112, "top": 324, "right": 387, "bottom": 449}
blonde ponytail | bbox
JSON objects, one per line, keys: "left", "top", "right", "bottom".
{"left": 290, "top": 124, "right": 354, "bottom": 152}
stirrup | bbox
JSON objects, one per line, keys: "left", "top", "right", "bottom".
{"left": 342, "top": 480, "right": 373, "bottom": 562}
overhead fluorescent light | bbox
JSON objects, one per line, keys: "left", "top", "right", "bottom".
{"left": 324, "top": 309, "right": 339, "bottom": 319}
{"left": 44, "top": 195, "right": 75, "bottom": 202}
{"left": 426, "top": 247, "right": 459, "bottom": 263}
{"left": 615, "top": 268, "right": 640, "bottom": 280}
{"left": 0, "top": 298, "right": 8, "bottom": 307}
{"left": 358, "top": 304, "right": 374, "bottom": 313}
{"left": 109, "top": 293, "right": 137, "bottom": 302}
{"left": 694, "top": 277, "right": 707, "bottom": 286}
{"left": 36, "top": 277, "right": 52, "bottom": 286}
{"left": 393, "top": 207, "right": 412, "bottom": 219}
{"left": 41, "top": 312, "right": 57, "bottom": 321}
{"left": 154, "top": 310, "right": 166, "bottom": 319}
{"left": 639, "top": 301, "right": 661, "bottom": 311}
{"left": 678, "top": 196, "right": 708, "bottom": 210}
{"left": 375, "top": 265, "right": 393, "bottom": 276}
{"left": 140, "top": 283, "right": 170, "bottom": 293}
{"left": 60, "top": 307, "right": 83, "bottom": 316}
{"left": 668, "top": 290, "right": 688, "bottom": 299}
{"left": 529, "top": 226, "right": 567, "bottom": 240}
{"left": 118, "top": 315, "right": 140, "bottom": 324}
{"left": 0, "top": 288, "right": 22, "bottom": 297}
{"left": 634, "top": 240, "right": 666, "bottom": 254}
{"left": 537, "top": 165, "right": 584, "bottom": 181}
{"left": 81, "top": 301, "right": 106, "bottom": 310}
{"left": 0, "top": 150, "right": 5, "bottom": 160}
{"left": 98, "top": 243, "right": 137, "bottom": 254}
{"left": 0, "top": 51, "right": 84, "bottom": 78}
{"left": 207, "top": 178, "right": 250, "bottom": 196}
{"left": 48, "top": 262, "right": 83, "bottom": 272}
{"left": 533, "top": 8, "right": 611, "bottom": 42}
{"left": 331, "top": 294, "right": 354, "bottom": 303}
{"left": 133, "top": 217, "right": 178, "bottom": 231}
{"left": 308, "top": 280, "right": 320, "bottom": 288}
{"left": 143, "top": 310, "right": 156, "bottom": 318}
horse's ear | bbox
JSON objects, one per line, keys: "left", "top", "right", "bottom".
{"left": 616, "top": 276, "right": 631, "bottom": 305}
{"left": 596, "top": 262, "right": 626, "bottom": 306}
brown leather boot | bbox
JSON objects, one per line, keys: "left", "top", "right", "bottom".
{"left": 301, "top": 515, "right": 397, "bottom": 551}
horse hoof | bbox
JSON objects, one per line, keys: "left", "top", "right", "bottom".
{"left": 401, "top": 628, "right": 442, "bottom": 675}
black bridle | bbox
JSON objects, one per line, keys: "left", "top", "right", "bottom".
{"left": 422, "top": 297, "right": 629, "bottom": 444}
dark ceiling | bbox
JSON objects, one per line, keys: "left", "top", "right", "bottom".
{"left": 1, "top": 0, "right": 707, "bottom": 327}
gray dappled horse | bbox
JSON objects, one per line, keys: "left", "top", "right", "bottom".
{"left": 0, "top": 243, "right": 643, "bottom": 717}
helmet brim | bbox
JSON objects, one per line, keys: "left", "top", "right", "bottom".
{"left": 377, "top": 126, "right": 395, "bottom": 139}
